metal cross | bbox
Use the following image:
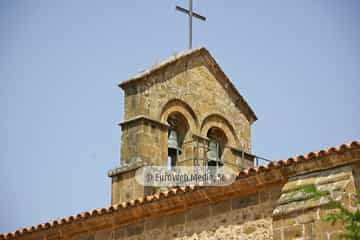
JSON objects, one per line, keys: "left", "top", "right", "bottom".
{"left": 176, "top": 0, "right": 206, "bottom": 49}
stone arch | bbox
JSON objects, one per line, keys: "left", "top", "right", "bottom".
{"left": 166, "top": 111, "right": 190, "bottom": 149}
{"left": 160, "top": 99, "right": 199, "bottom": 136}
{"left": 206, "top": 126, "right": 228, "bottom": 164}
{"left": 200, "top": 114, "right": 239, "bottom": 147}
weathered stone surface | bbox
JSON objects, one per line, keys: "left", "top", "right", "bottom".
{"left": 210, "top": 200, "right": 231, "bottom": 216}
{"left": 296, "top": 212, "right": 317, "bottom": 224}
{"left": 278, "top": 190, "right": 313, "bottom": 205}
{"left": 187, "top": 205, "right": 210, "bottom": 221}
{"left": 121, "top": 55, "right": 253, "bottom": 161}
{"left": 94, "top": 230, "right": 112, "bottom": 240}
{"left": 126, "top": 222, "right": 144, "bottom": 237}
{"left": 111, "top": 51, "right": 258, "bottom": 203}
{"left": 167, "top": 212, "right": 186, "bottom": 227}
{"left": 304, "top": 223, "right": 314, "bottom": 240}
{"left": 113, "top": 228, "right": 125, "bottom": 239}
{"left": 232, "top": 193, "right": 258, "bottom": 209}
{"left": 10, "top": 162, "right": 360, "bottom": 240}
{"left": 78, "top": 235, "right": 95, "bottom": 240}
{"left": 272, "top": 164, "right": 358, "bottom": 240}
{"left": 273, "top": 165, "right": 354, "bottom": 217}
{"left": 283, "top": 225, "right": 303, "bottom": 240}
{"left": 144, "top": 216, "right": 165, "bottom": 231}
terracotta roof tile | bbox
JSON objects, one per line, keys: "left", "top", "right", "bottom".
{"left": 1, "top": 140, "right": 359, "bottom": 240}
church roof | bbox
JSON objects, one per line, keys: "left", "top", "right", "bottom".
{"left": 1, "top": 139, "right": 359, "bottom": 239}
{"left": 118, "top": 47, "right": 258, "bottom": 123}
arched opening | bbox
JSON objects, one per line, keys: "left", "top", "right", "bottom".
{"left": 167, "top": 112, "right": 189, "bottom": 168}
{"left": 160, "top": 99, "right": 199, "bottom": 135}
{"left": 200, "top": 114, "right": 239, "bottom": 147}
{"left": 206, "top": 127, "right": 227, "bottom": 167}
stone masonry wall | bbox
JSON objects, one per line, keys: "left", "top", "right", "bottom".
{"left": 273, "top": 165, "right": 358, "bottom": 240}
{"left": 5, "top": 150, "right": 360, "bottom": 240}
{"left": 76, "top": 185, "right": 282, "bottom": 240}
{"left": 85, "top": 164, "right": 359, "bottom": 240}
{"left": 120, "top": 119, "right": 168, "bottom": 165}
{"left": 122, "top": 53, "right": 251, "bottom": 157}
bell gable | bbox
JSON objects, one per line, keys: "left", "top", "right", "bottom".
{"left": 119, "top": 47, "right": 257, "bottom": 124}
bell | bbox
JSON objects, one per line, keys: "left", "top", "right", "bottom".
{"left": 168, "top": 128, "right": 182, "bottom": 155}
{"left": 207, "top": 140, "right": 218, "bottom": 162}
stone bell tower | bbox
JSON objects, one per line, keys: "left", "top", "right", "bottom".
{"left": 108, "top": 47, "right": 257, "bottom": 204}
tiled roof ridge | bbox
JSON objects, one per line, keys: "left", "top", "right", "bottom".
{"left": 1, "top": 139, "right": 359, "bottom": 239}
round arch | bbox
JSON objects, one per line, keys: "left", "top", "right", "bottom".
{"left": 160, "top": 99, "right": 199, "bottom": 135}
{"left": 200, "top": 114, "right": 239, "bottom": 147}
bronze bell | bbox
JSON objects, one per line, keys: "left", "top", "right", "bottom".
{"left": 168, "top": 128, "right": 182, "bottom": 155}
{"left": 207, "top": 140, "right": 218, "bottom": 162}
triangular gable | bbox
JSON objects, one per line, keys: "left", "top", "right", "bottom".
{"left": 118, "top": 47, "right": 258, "bottom": 123}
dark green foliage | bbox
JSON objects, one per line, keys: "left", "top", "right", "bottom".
{"left": 295, "top": 184, "right": 360, "bottom": 239}
{"left": 321, "top": 189, "right": 360, "bottom": 240}
{"left": 298, "top": 184, "right": 328, "bottom": 198}
{"left": 303, "top": 185, "right": 360, "bottom": 240}
{"left": 291, "top": 184, "right": 329, "bottom": 199}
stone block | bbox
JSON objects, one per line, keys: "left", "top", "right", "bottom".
{"left": 187, "top": 205, "right": 210, "bottom": 221}
{"left": 144, "top": 216, "right": 165, "bottom": 231}
{"left": 270, "top": 186, "right": 283, "bottom": 202}
{"left": 95, "top": 230, "right": 112, "bottom": 240}
{"left": 273, "top": 228, "right": 282, "bottom": 240}
{"left": 243, "top": 225, "right": 256, "bottom": 235}
{"left": 299, "top": 177, "right": 317, "bottom": 187}
{"left": 78, "top": 234, "right": 95, "bottom": 240}
{"left": 232, "top": 193, "right": 258, "bottom": 209}
{"left": 283, "top": 225, "right": 303, "bottom": 240}
{"left": 166, "top": 212, "right": 185, "bottom": 227}
{"left": 304, "top": 223, "right": 314, "bottom": 240}
{"left": 272, "top": 217, "right": 296, "bottom": 229}
{"left": 316, "top": 171, "right": 351, "bottom": 185}
{"left": 296, "top": 212, "right": 317, "bottom": 224}
{"left": 125, "top": 222, "right": 144, "bottom": 237}
{"left": 164, "top": 224, "right": 185, "bottom": 239}
{"left": 113, "top": 227, "right": 125, "bottom": 240}
{"left": 259, "top": 189, "right": 270, "bottom": 203}
{"left": 281, "top": 180, "right": 299, "bottom": 193}
{"left": 314, "top": 216, "right": 343, "bottom": 233}
{"left": 210, "top": 200, "right": 231, "bottom": 216}
{"left": 278, "top": 190, "right": 313, "bottom": 205}
{"left": 145, "top": 229, "right": 164, "bottom": 240}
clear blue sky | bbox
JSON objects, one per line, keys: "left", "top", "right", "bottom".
{"left": 1, "top": 0, "right": 359, "bottom": 233}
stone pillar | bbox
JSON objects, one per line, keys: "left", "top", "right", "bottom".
{"left": 119, "top": 116, "right": 169, "bottom": 166}
{"left": 108, "top": 116, "right": 169, "bottom": 204}
{"left": 108, "top": 161, "right": 154, "bottom": 204}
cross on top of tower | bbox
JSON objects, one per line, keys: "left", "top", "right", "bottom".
{"left": 176, "top": 0, "right": 206, "bottom": 49}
